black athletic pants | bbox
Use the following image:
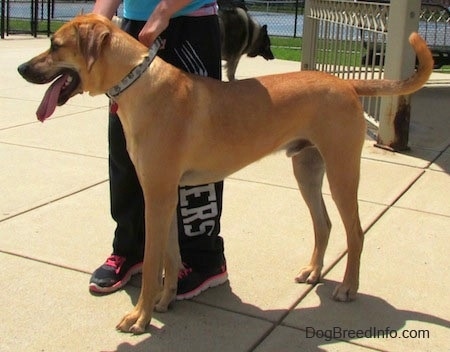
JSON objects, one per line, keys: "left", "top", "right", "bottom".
{"left": 109, "top": 15, "right": 225, "bottom": 271}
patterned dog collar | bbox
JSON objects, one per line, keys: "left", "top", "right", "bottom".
{"left": 106, "top": 37, "right": 162, "bottom": 100}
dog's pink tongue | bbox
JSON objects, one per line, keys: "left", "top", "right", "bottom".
{"left": 36, "top": 75, "right": 67, "bottom": 122}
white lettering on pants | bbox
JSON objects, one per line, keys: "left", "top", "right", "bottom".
{"left": 179, "top": 184, "right": 218, "bottom": 237}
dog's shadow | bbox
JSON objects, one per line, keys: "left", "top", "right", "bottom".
{"left": 109, "top": 279, "right": 449, "bottom": 351}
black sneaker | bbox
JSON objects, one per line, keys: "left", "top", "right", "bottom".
{"left": 89, "top": 254, "right": 142, "bottom": 294}
{"left": 176, "top": 262, "right": 228, "bottom": 300}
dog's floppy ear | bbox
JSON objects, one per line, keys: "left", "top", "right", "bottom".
{"left": 77, "top": 22, "right": 110, "bottom": 72}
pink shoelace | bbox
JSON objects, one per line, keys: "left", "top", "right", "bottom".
{"left": 105, "top": 255, "right": 126, "bottom": 274}
{"left": 178, "top": 263, "right": 193, "bottom": 280}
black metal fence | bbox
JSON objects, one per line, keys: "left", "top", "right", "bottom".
{"left": 2, "top": 0, "right": 305, "bottom": 39}
{"left": 0, "top": 0, "right": 97, "bottom": 38}
{"left": 2, "top": 0, "right": 48, "bottom": 37}
{"left": 1, "top": 0, "right": 449, "bottom": 48}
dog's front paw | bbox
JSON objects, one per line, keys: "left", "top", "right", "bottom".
{"left": 116, "top": 308, "right": 151, "bottom": 334}
{"left": 332, "top": 283, "right": 357, "bottom": 302}
{"left": 154, "top": 287, "right": 176, "bottom": 313}
{"left": 295, "top": 265, "right": 322, "bottom": 284}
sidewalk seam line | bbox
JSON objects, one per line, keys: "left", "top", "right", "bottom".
{"left": 0, "top": 179, "right": 108, "bottom": 224}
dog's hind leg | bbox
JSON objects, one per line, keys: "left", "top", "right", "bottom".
{"left": 317, "top": 119, "right": 365, "bottom": 302}
{"left": 292, "top": 146, "right": 331, "bottom": 285}
{"left": 325, "top": 148, "right": 364, "bottom": 302}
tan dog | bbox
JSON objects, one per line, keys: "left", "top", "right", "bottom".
{"left": 18, "top": 14, "right": 433, "bottom": 334}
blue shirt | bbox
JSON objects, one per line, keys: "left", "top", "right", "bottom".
{"left": 123, "top": 0, "right": 214, "bottom": 21}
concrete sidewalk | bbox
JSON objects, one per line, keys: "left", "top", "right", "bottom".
{"left": 1, "top": 37, "right": 449, "bottom": 352}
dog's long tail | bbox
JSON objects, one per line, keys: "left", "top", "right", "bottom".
{"left": 350, "top": 32, "right": 433, "bottom": 97}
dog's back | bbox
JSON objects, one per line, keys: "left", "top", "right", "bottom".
{"left": 219, "top": 6, "right": 274, "bottom": 80}
{"left": 219, "top": 8, "right": 250, "bottom": 62}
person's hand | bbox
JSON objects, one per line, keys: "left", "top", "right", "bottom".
{"left": 137, "top": 0, "right": 191, "bottom": 47}
{"left": 138, "top": 16, "right": 169, "bottom": 47}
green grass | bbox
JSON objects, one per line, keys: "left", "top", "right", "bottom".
{"left": 271, "top": 35, "right": 450, "bottom": 72}
{"left": 5, "top": 18, "right": 65, "bottom": 35}
{"left": 271, "top": 36, "right": 303, "bottom": 61}
{"left": 271, "top": 36, "right": 365, "bottom": 64}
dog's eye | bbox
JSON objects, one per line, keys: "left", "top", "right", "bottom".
{"left": 50, "top": 38, "right": 62, "bottom": 52}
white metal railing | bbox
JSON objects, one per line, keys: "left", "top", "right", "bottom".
{"left": 302, "top": 0, "right": 422, "bottom": 150}
{"left": 419, "top": 3, "right": 450, "bottom": 48}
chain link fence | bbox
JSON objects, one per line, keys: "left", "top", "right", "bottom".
{"left": 1, "top": 0, "right": 305, "bottom": 38}
{"left": 246, "top": 0, "right": 305, "bottom": 37}
{"left": 1, "top": 0, "right": 111, "bottom": 38}
{"left": 2, "top": 0, "right": 449, "bottom": 58}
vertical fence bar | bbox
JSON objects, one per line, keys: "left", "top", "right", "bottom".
{"left": 46, "top": 0, "right": 51, "bottom": 36}
{"left": 376, "top": 0, "right": 421, "bottom": 151}
{"left": 32, "top": 0, "right": 37, "bottom": 37}
{"left": 1, "top": 0, "right": 4, "bottom": 39}
{"left": 302, "top": 0, "right": 317, "bottom": 71}
{"left": 294, "top": 0, "right": 299, "bottom": 38}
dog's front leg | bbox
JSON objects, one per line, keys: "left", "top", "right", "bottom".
{"left": 225, "top": 57, "right": 240, "bottom": 81}
{"left": 116, "top": 186, "right": 178, "bottom": 334}
{"left": 155, "top": 214, "right": 182, "bottom": 312}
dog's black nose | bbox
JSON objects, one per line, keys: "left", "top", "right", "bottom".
{"left": 17, "top": 62, "right": 29, "bottom": 77}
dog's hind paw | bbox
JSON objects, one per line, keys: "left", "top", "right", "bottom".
{"left": 295, "top": 265, "right": 322, "bottom": 284}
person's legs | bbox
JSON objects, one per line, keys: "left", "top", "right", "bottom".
{"left": 89, "top": 102, "right": 145, "bottom": 293}
{"left": 158, "top": 15, "right": 227, "bottom": 298}
{"left": 89, "top": 19, "right": 149, "bottom": 294}
{"left": 90, "top": 15, "right": 227, "bottom": 296}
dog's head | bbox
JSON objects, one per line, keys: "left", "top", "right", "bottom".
{"left": 17, "top": 14, "right": 113, "bottom": 121}
{"left": 247, "top": 25, "right": 274, "bottom": 61}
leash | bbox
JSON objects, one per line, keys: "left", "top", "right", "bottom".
{"left": 106, "top": 37, "right": 163, "bottom": 102}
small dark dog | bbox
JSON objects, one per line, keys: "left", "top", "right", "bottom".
{"left": 219, "top": 2, "right": 274, "bottom": 81}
